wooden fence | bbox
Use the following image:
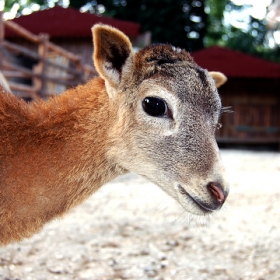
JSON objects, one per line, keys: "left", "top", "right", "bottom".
{"left": 0, "top": 11, "right": 96, "bottom": 100}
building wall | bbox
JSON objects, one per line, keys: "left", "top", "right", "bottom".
{"left": 216, "top": 78, "right": 280, "bottom": 144}
{"left": 52, "top": 38, "right": 94, "bottom": 66}
{"left": 8, "top": 38, "right": 94, "bottom": 68}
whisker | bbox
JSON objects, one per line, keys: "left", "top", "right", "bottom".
{"left": 220, "top": 106, "right": 233, "bottom": 114}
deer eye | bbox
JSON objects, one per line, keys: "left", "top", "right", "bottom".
{"left": 142, "top": 97, "right": 168, "bottom": 117}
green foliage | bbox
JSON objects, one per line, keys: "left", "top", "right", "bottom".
{"left": 205, "top": 1, "right": 280, "bottom": 63}
{"left": 4, "top": 0, "right": 49, "bottom": 14}
{"left": 204, "top": 0, "right": 228, "bottom": 46}
{"left": 4, "top": 0, "right": 280, "bottom": 62}
{"left": 69, "top": 0, "right": 89, "bottom": 9}
{"left": 4, "top": 0, "right": 18, "bottom": 12}
{"left": 77, "top": 0, "right": 208, "bottom": 51}
{"left": 226, "top": 24, "right": 280, "bottom": 63}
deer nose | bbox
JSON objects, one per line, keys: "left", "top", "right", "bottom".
{"left": 207, "top": 182, "right": 227, "bottom": 204}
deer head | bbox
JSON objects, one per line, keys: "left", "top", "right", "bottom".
{"left": 92, "top": 24, "right": 228, "bottom": 215}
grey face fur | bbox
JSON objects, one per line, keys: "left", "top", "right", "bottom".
{"left": 94, "top": 27, "right": 228, "bottom": 216}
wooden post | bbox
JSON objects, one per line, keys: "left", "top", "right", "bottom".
{"left": 73, "top": 56, "right": 83, "bottom": 84}
{"left": 37, "top": 33, "right": 49, "bottom": 98}
{"left": 2, "top": 19, "right": 96, "bottom": 99}
{"left": 0, "top": 11, "right": 4, "bottom": 71}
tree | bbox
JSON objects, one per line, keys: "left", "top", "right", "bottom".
{"left": 230, "top": 4, "right": 280, "bottom": 62}
{"left": 205, "top": 1, "right": 280, "bottom": 63}
{"left": 70, "top": 0, "right": 208, "bottom": 52}
{"left": 4, "top": 0, "right": 49, "bottom": 15}
{"left": 204, "top": 0, "right": 228, "bottom": 46}
{"left": 68, "top": 0, "right": 88, "bottom": 9}
{"left": 3, "top": 0, "right": 208, "bottom": 51}
{"left": 4, "top": 0, "right": 280, "bottom": 62}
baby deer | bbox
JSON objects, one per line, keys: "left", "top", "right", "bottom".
{"left": 0, "top": 24, "right": 228, "bottom": 245}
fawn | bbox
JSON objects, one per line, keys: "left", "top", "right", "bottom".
{"left": 0, "top": 24, "right": 228, "bottom": 245}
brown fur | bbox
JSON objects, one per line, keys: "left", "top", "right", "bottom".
{"left": 0, "top": 78, "right": 125, "bottom": 244}
{"left": 0, "top": 24, "right": 228, "bottom": 245}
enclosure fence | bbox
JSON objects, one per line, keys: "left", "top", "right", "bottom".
{"left": 0, "top": 11, "right": 96, "bottom": 100}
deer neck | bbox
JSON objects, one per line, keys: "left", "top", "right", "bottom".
{"left": 0, "top": 77, "right": 126, "bottom": 244}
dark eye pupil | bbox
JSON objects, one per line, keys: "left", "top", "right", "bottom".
{"left": 142, "top": 97, "right": 167, "bottom": 117}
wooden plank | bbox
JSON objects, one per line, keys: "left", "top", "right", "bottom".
{"left": 84, "top": 64, "right": 96, "bottom": 72}
{"left": 0, "top": 11, "right": 3, "bottom": 43}
{"left": 2, "top": 15, "right": 96, "bottom": 99}
{"left": 44, "top": 75, "right": 79, "bottom": 86}
{"left": 3, "top": 70, "right": 31, "bottom": 79}
{"left": 47, "top": 41, "right": 80, "bottom": 63}
{"left": 3, "top": 40, "right": 39, "bottom": 60}
{"left": 3, "top": 60, "right": 34, "bottom": 75}
{"left": 5, "top": 20, "right": 82, "bottom": 63}
{"left": 37, "top": 33, "right": 49, "bottom": 98}
{"left": 235, "top": 125, "right": 279, "bottom": 133}
{"left": 44, "top": 59, "right": 86, "bottom": 76}
{"left": 216, "top": 137, "right": 280, "bottom": 144}
{"left": 3, "top": 70, "right": 77, "bottom": 86}
{"left": 13, "top": 91, "right": 39, "bottom": 100}
{"left": 3, "top": 60, "right": 78, "bottom": 86}
{"left": 0, "top": 11, "right": 4, "bottom": 71}
{"left": 5, "top": 20, "right": 40, "bottom": 44}
{"left": 3, "top": 41, "right": 83, "bottom": 75}
{"left": 9, "top": 81, "right": 36, "bottom": 92}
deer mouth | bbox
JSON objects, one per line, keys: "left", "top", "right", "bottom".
{"left": 178, "top": 185, "right": 218, "bottom": 214}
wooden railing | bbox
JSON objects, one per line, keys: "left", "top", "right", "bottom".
{"left": 0, "top": 11, "right": 96, "bottom": 100}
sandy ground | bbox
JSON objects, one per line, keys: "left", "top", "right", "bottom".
{"left": 0, "top": 149, "right": 280, "bottom": 280}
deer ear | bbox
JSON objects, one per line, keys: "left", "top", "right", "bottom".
{"left": 209, "top": 72, "right": 227, "bottom": 88}
{"left": 92, "top": 24, "right": 134, "bottom": 96}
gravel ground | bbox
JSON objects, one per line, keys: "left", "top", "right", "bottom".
{"left": 0, "top": 149, "right": 280, "bottom": 280}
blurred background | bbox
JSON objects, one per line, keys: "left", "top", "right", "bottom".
{"left": 0, "top": 0, "right": 280, "bottom": 149}
{"left": 2, "top": 0, "right": 280, "bottom": 58}
{"left": 0, "top": 2, "right": 280, "bottom": 279}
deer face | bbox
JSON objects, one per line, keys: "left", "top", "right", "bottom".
{"left": 92, "top": 25, "right": 228, "bottom": 215}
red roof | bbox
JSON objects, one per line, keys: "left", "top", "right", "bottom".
{"left": 5, "top": 6, "right": 140, "bottom": 39}
{"left": 192, "top": 46, "right": 280, "bottom": 78}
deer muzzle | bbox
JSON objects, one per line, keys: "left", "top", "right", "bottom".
{"left": 178, "top": 181, "right": 228, "bottom": 213}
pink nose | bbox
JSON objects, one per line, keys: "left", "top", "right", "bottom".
{"left": 207, "top": 182, "right": 226, "bottom": 204}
